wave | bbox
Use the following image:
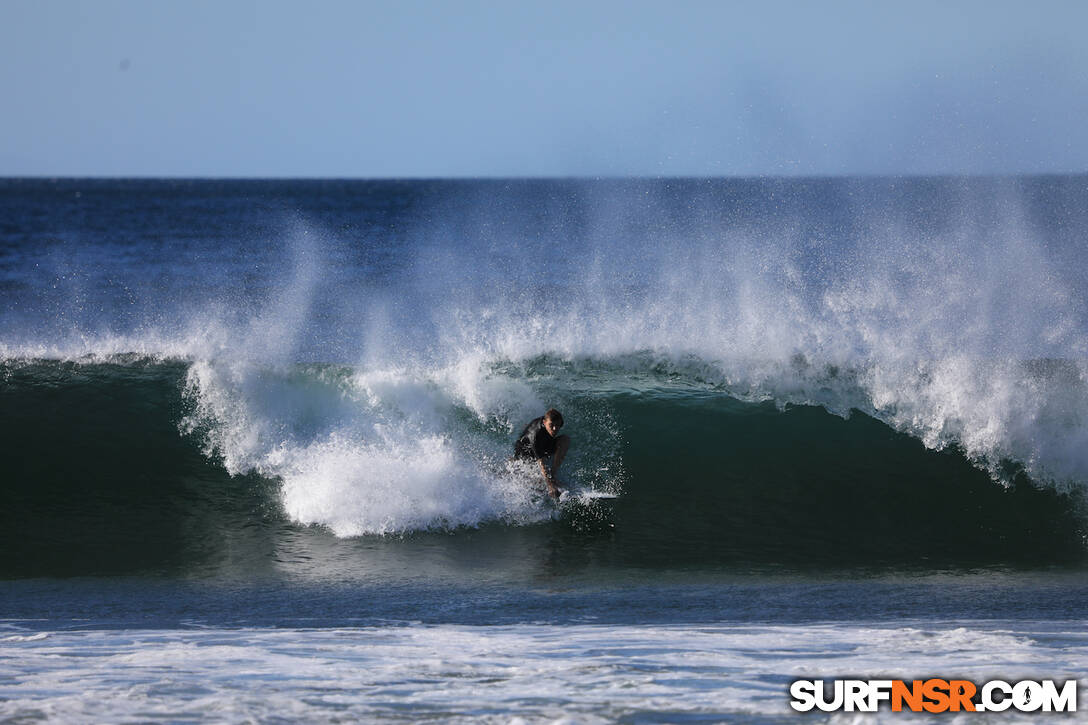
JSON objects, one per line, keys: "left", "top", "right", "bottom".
{"left": 2, "top": 354, "right": 1085, "bottom": 577}
{"left": 4, "top": 178, "right": 1088, "bottom": 571}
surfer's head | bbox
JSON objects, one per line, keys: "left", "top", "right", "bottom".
{"left": 543, "top": 408, "right": 564, "bottom": 436}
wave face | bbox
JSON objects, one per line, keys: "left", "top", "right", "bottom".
{"left": 3, "top": 177, "right": 1088, "bottom": 573}
{"left": 1, "top": 357, "right": 1084, "bottom": 577}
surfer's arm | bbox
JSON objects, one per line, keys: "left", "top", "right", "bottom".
{"left": 538, "top": 460, "right": 560, "bottom": 498}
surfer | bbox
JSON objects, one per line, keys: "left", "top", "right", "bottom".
{"left": 514, "top": 408, "right": 570, "bottom": 499}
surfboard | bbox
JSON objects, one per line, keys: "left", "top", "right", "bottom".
{"left": 555, "top": 486, "right": 618, "bottom": 532}
{"left": 558, "top": 488, "right": 619, "bottom": 504}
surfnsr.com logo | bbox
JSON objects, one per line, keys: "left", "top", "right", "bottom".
{"left": 789, "top": 679, "right": 1077, "bottom": 713}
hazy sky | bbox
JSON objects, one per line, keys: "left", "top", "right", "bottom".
{"left": 2, "top": 0, "right": 1086, "bottom": 177}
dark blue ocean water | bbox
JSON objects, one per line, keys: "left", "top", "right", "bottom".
{"left": 2, "top": 177, "right": 1087, "bottom": 721}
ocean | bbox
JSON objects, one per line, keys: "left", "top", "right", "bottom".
{"left": 2, "top": 177, "right": 1087, "bottom": 722}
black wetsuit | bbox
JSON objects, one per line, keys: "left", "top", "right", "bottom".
{"left": 514, "top": 417, "right": 556, "bottom": 460}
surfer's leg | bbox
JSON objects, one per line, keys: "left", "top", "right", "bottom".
{"left": 552, "top": 435, "right": 570, "bottom": 474}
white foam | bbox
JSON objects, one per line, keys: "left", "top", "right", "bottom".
{"left": 1, "top": 621, "right": 1083, "bottom": 723}
{"left": 182, "top": 358, "right": 559, "bottom": 535}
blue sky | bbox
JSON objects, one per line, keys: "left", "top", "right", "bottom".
{"left": 2, "top": 0, "right": 1086, "bottom": 177}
